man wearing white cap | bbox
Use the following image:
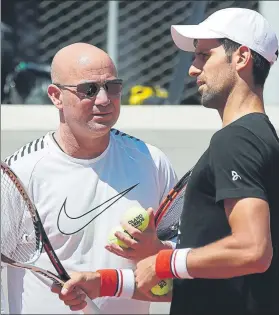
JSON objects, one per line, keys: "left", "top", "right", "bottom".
{"left": 134, "top": 7, "right": 279, "bottom": 315}
{"left": 49, "top": 7, "right": 279, "bottom": 315}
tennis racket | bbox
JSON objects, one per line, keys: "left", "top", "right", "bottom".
{"left": 145, "top": 167, "right": 193, "bottom": 294}
{"left": 0, "top": 161, "right": 101, "bottom": 314}
{"left": 155, "top": 167, "right": 193, "bottom": 241}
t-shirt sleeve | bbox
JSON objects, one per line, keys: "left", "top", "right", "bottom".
{"left": 209, "top": 125, "right": 268, "bottom": 203}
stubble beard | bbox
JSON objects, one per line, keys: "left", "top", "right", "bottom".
{"left": 200, "top": 87, "right": 224, "bottom": 109}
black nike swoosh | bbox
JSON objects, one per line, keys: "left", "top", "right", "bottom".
{"left": 57, "top": 183, "right": 139, "bottom": 235}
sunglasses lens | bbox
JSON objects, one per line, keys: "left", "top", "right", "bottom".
{"left": 105, "top": 82, "right": 122, "bottom": 95}
{"left": 77, "top": 81, "right": 122, "bottom": 97}
{"left": 77, "top": 83, "right": 98, "bottom": 97}
{"left": 86, "top": 83, "right": 98, "bottom": 97}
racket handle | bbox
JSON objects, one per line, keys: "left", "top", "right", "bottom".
{"left": 82, "top": 296, "right": 102, "bottom": 314}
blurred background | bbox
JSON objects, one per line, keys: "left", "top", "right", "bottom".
{"left": 2, "top": 0, "right": 278, "bottom": 106}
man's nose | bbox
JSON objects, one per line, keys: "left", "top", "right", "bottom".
{"left": 188, "top": 64, "right": 201, "bottom": 77}
{"left": 94, "top": 87, "right": 110, "bottom": 106}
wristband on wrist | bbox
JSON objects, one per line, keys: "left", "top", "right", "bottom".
{"left": 155, "top": 248, "right": 194, "bottom": 279}
{"left": 96, "top": 269, "right": 135, "bottom": 298}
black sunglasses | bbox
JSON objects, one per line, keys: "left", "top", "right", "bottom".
{"left": 53, "top": 79, "right": 123, "bottom": 97}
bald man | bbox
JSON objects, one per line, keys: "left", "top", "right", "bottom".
{"left": 3, "top": 43, "right": 177, "bottom": 314}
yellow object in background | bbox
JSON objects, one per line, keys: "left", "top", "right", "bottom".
{"left": 128, "top": 85, "right": 168, "bottom": 105}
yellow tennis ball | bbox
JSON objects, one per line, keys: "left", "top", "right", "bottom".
{"left": 108, "top": 226, "right": 131, "bottom": 249}
{"left": 151, "top": 279, "right": 172, "bottom": 296}
{"left": 122, "top": 206, "right": 149, "bottom": 232}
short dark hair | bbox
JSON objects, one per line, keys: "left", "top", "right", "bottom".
{"left": 218, "top": 38, "right": 277, "bottom": 87}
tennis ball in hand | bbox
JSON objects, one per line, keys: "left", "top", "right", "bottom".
{"left": 108, "top": 226, "right": 131, "bottom": 249}
{"left": 151, "top": 279, "right": 172, "bottom": 296}
{"left": 122, "top": 206, "right": 149, "bottom": 232}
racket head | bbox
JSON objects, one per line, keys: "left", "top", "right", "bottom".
{"left": 1, "top": 161, "right": 69, "bottom": 278}
{"left": 1, "top": 162, "right": 101, "bottom": 314}
{"left": 1, "top": 161, "right": 43, "bottom": 264}
{"left": 155, "top": 168, "right": 192, "bottom": 240}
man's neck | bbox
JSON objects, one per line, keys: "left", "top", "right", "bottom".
{"left": 54, "top": 126, "right": 110, "bottom": 159}
{"left": 219, "top": 85, "right": 265, "bottom": 127}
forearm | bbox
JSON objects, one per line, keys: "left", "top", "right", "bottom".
{"left": 187, "top": 234, "right": 270, "bottom": 278}
{"left": 156, "top": 234, "right": 271, "bottom": 280}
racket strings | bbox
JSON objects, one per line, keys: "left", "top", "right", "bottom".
{"left": 1, "top": 167, "right": 40, "bottom": 264}
{"left": 156, "top": 185, "right": 186, "bottom": 240}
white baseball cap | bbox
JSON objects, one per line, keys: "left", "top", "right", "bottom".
{"left": 171, "top": 8, "right": 278, "bottom": 64}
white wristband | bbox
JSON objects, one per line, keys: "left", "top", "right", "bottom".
{"left": 115, "top": 269, "right": 135, "bottom": 298}
{"left": 171, "top": 248, "right": 193, "bottom": 279}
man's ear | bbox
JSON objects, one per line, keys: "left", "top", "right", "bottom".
{"left": 48, "top": 84, "right": 63, "bottom": 110}
{"left": 234, "top": 45, "right": 253, "bottom": 72}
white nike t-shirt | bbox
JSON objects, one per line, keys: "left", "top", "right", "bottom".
{"left": 3, "top": 129, "right": 177, "bottom": 314}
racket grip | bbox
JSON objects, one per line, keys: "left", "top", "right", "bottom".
{"left": 82, "top": 296, "right": 102, "bottom": 314}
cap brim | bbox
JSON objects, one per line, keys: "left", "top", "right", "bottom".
{"left": 171, "top": 25, "right": 223, "bottom": 52}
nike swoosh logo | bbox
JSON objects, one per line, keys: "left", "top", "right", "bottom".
{"left": 57, "top": 183, "right": 139, "bottom": 235}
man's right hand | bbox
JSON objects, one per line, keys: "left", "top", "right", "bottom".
{"left": 51, "top": 271, "right": 101, "bottom": 312}
{"left": 51, "top": 269, "right": 172, "bottom": 311}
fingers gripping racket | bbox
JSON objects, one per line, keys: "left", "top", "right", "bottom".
{"left": 0, "top": 161, "right": 101, "bottom": 314}
{"left": 155, "top": 167, "right": 193, "bottom": 241}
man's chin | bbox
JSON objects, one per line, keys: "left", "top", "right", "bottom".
{"left": 88, "top": 123, "right": 111, "bottom": 133}
{"left": 201, "top": 97, "right": 212, "bottom": 108}
{"left": 86, "top": 120, "right": 118, "bottom": 134}
{"left": 201, "top": 93, "right": 218, "bottom": 109}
